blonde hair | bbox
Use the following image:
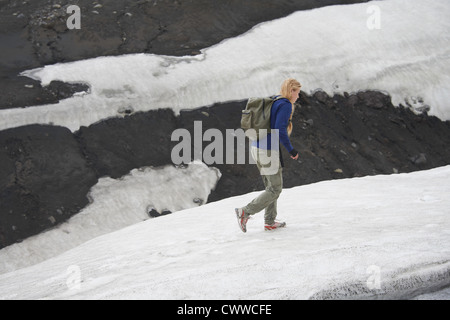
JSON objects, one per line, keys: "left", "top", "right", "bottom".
{"left": 280, "top": 78, "right": 301, "bottom": 100}
{"left": 279, "top": 78, "right": 301, "bottom": 136}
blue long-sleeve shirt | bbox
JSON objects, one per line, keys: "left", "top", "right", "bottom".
{"left": 251, "top": 97, "right": 294, "bottom": 153}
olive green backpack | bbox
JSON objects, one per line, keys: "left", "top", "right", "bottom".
{"left": 240, "top": 95, "right": 283, "bottom": 140}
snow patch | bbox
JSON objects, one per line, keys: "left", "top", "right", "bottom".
{"left": 0, "top": 166, "right": 449, "bottom": 299}
{"left": 0, "top": 161, "right": 220, "bottom": 274}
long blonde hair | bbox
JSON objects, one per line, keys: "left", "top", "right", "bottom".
{"left": 279, "top": 78, "right": 301, "bottom": 136}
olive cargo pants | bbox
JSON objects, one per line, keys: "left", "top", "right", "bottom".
{"left": 243, "top": 147, "right": 282, "bottom": 225}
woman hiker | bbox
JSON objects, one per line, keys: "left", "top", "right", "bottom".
{"left": 235, "top": 78, "right": 301, "bottom": 232}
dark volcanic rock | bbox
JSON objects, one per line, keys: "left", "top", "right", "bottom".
{"left": 0, "top": 125, "right": 97, "bottom": 248}
{"left": 75, "top": 108, "right": 177, "bottom": 178}
{"left": 0, "top": 78, "right": 90, "bottom": 109}
{"left": 283, "top": 91, "right": 450, "bottom": 185}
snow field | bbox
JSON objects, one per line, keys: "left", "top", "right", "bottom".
{"left": 0, "top": 166, "right": 449, "bottom": 299}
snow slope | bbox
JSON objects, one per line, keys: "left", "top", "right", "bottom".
{"left": 0, "top": 166, "right": 449, "bottom": 300}
{"left": 1, "top": 0, "right": 449, "bottom": 131}
{"left": 0, "top": 161, "right": 220, "bottom": 274}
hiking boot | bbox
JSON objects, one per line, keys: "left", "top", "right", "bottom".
{"left": 235, "top": 208, "right": 249, "bottom": 233}
{"left": 264, "top": 221, "right": 286, "bottom": 231}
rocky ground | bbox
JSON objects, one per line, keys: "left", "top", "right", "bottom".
{"left": 2, "top": 0, "right": 450, "bottom": 249}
